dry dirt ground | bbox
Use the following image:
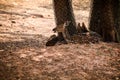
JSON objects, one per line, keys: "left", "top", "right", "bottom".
{"left": 0, "top": 0, "right": 120, "bottom": 80}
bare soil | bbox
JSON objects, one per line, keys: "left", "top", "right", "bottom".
{"left": 0, "top": 0, "right": 120, "bottom": 80}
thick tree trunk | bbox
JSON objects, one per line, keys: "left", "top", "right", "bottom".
{"left": 114, "top": 0, "right": 120, "bottom": 42}
{"left": 118, "top": 1, "right": 120, "bottom": 42}
{"left": 53, "top": 0, "right": 77, "bottom": 41}
{"left": 89, "top": 0, "right": 120, "bottom": 42}
{"left": 89, "top": 0, "right": 102, "bottom": 35}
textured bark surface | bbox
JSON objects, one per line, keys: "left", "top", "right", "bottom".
{"left": 118, "top": 2, "right": 120, "bottom": 42}
{"left": 114, "top": 0, "right": 120, "bottom": 42}
{"left": 89, "top": 0, "right": 120, "bottom": 42}
{"left": 53, "top": 0, "right": 77, "bottom": 41}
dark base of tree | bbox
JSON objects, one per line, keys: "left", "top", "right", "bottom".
{"left": 89, "top": 0, "right": 120, "bottom": 42}
{"left": 46, "top": 32, "right": 102, "bottom": 47}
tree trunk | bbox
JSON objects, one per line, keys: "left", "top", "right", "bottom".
{"left": 89, "top": 0, "right": 120, "bottom": 42}
{"left": 118, "top": 1, "right": 120, "bottom": 42}
{"left": 114, "top": 0, "right": 120, "bottom": 42}
{"left": 53, "top": 0, "right": 77, "bottom": 41}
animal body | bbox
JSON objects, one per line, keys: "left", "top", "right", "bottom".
{"left": 53, "top": 21, "right": 71, "bottom": 43}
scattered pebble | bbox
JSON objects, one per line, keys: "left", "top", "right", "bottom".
{"left": 32, "top": 16, "right": 36, "bottom": 18}
{"left": 40, "top": 48, "right": 46, "bottom": 53}
{"left": 38, "top": 14, "right": 44, "bottom": 18}
{"left": 0, "top": 49, "right": 4, "bottom": 52}
{"left": 32, "top": 14, "right": 44, "bottom": 18}
{"left": 22, "top": 11, "right": 27, "bottom": 13}
{"left": 11, "top": 21, "right": 16, "bottom": 23}
{"left": 48, "top": 15, "right": 50, "bottom": 17}
{"left": 0, "top": 24, "right": 2, "bottom": 26}
{"left": 20, "top": 54, "right": 27, "bottom": 58}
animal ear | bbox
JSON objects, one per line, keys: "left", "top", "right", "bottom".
{"left": 81, "top": 22, "right": 88, "bottom": 32}
{"left": 78, "top": 23, "right": 81, "bottom": 27}
{"left": 65, "top": 21, "right": 71, "bottom": 26}
{"left": 82, "top": 22, "right": 86, "bottom": 27}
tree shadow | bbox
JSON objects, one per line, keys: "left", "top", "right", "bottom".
{"left": 0, "top": 32, "right": 48, "bottom": 52}
{"left": 0, "top": 9, "right": 47, "bottom": 18}
{"left": 0, "top": 32, "right": 40, "bottom": 36}
{"left": 0, "top": 9, "right": 29, "bottom": 17}
{"left": 0, "top": 3, "right": 13, "bottom": 9}
{"left": 0, "top": 60, "right": 15, "bottom": 80}
{"left": 0, "top": 31, "right": 48, "bottom": 79}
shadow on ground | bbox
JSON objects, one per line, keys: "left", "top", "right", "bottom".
{"left": 0, "top": 31, "right": 48, "bottom": 51}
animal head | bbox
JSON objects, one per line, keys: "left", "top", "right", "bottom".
{"left": 53, "top": 21, "right": 71, "bottom": 33}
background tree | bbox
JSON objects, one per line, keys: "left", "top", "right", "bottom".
{"left": 53, "top": 0, "right": 77, "bottom": 41}
{"left": 113, "top": 0, "right": 120, "bottom": 42}
{"left": 89, "top": 0, "right": 120, "bottom": 42}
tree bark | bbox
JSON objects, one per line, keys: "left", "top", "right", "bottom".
{"left": 118, "top": 1, "right": 120, "bottom": 42}
{"left": 53, "top": 0, "right": 77, "bottom": 41}
{"left": 89, "top": 0, "right": 120, "bottom": 42}
{"left": 114, "top": 0, "right": 120, "bottom": 42}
